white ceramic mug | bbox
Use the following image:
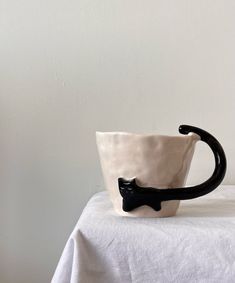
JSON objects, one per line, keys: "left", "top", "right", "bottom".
{"left": 96, "top": 125, "right": 226, "bottom": 217}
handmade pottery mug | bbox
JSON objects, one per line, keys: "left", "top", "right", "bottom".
{"left": 96, "top": 125, "right": 226, "bottom": 217}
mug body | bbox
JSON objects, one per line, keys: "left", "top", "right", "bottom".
{"left": 96, "top": 131, "right": 199, "bottom": 217}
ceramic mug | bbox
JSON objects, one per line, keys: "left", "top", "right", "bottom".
{"left": 96, "top": 125, "right": 226, "bottom": 217}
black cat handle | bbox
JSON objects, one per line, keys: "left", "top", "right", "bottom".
{"left": 118, "top": 125, "right": 227, "bottom": 212}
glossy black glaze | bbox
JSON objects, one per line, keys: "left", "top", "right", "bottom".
{"left": 118, "top": 125, "right": 227, "bottom": 212}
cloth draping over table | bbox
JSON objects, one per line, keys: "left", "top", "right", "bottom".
{"left": 52, "top": 186, "right": 235, "bottom": 283}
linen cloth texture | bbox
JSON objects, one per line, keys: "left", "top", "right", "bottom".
{"left": 52, "top": 186, "right": 235, "bottom": 283}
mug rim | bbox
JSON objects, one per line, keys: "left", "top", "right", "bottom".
{"left": 96, "top": 131, "right": 200, "bottom": 140}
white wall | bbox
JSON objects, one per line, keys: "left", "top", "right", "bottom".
{"left": 1, "top": 1, "right": 235, "bottom": 282}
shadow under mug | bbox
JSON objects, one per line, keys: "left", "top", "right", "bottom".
{"left": 96, "top": 125, "right": 226, "bottom": 217}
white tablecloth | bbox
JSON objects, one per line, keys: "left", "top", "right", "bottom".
{"left": 52, "top": 186, "right": 235, "bottom": 283}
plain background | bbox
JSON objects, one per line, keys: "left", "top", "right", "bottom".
{"left": 1, "top": 1, "right": 235, "bottom": 282}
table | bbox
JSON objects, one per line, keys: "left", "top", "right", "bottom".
{"left": 52, "top": 186, "right": 235, "bottom": 283}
